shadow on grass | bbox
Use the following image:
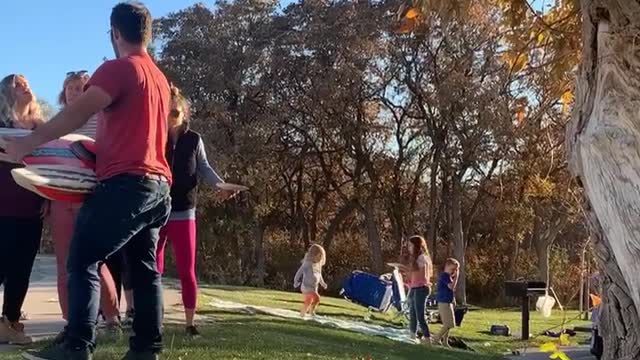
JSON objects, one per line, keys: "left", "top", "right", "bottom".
{"left": 199, "top": 284, "right": 264, "bottom": 292}
{"left": 3, "top": 316, "right": 502, "bottom": 360}
{"left": 159, "top": 320, "right": 492, "bottom": 360}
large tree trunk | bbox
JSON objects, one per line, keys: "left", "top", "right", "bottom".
{"left": 451, "top": 176, "right": 466, "bottom": 305}
{"left": 567, "top": 2, "right": 640, "bottom": 357}
{"left": 363, "top": 200, "right": 384, "bottom": 274}
{"left": 253, "top": 223, "right": 266, "bottom": 286}
{"left": 322, "top": 200, "right": 358, "bottom": 254}
{"left": 533, "top": 210, "right": 567, "bottom": 283}
{"left": 428, "top": 156, "right": 439, "bottom": 263}
{"left": 531, "top": 214, "right": 548, "bottom": 282}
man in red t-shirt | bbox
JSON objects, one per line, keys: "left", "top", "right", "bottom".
{"left": 6, "top": 3, "right": 171, "bottom": 360}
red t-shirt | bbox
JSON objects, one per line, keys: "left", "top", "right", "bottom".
{"left": 86, "top": 52, "right": 172, "bottom": 183}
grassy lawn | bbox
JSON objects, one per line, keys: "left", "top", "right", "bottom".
{"left": 0, "top": 316, "right": 500, "bottom": 360}
{"left": 199, "top": 285, "right": 592, "bottom": 355}
{"left": 0, "top": 285, "right": 591, "bottom": 359}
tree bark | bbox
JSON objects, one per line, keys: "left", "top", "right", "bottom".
{"left": 428, "top": 151, "right": 440, "bottom": 263}
{"left": 451, "top": 176, "right": 466, "bottom": 305}
{"left": 533, "top": 211, "right": 567, "bottom": 283}
{"left": 531, "top": 213, "right": 547, "bottom": 282}
{"left": 363, "top": 200, "right": 384, "bottom": 274}
{"left": 254, "top": 223, "right": 266, "bottom": 286}
{"left": 567, "top": 2, "right": 640, "bottom": 357}
{"left": 322, "top": 200, "right": 358, "bottom": 254}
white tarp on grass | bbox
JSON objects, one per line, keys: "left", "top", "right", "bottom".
{"left": 209, "top": 298, "right": 417, "bottom": 344}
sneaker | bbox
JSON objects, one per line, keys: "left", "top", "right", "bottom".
{"left": 185, "top": 325, "right": 200, "bottom": 338}
{"left": 22, "top": 344, "right": 91, "bottom": 360}
{"left": 20, "top": 311, "right": 29, "bottom": 321}
{"left": 120, "top": 350, "right": 159, "bottom": 360}
{"left": 0, "top": 316, "right": 32, "bottom": 345}
{"left": 98, "top": 321, "right": 123, "bottom": 340}
{"left": 122, "top": 309, "right": 135, "bottom": 327}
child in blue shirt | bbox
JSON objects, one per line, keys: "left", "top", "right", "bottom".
{"left": 434, "top": 258, "right": 459, "bottom": 347}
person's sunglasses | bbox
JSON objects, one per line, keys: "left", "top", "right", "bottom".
{"left": 170, "top": 109, "right": 182, "bottom": 118}
{"left": 66, "top": 70, "right": 89, "bottom": 77}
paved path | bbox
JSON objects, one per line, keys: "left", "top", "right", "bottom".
{"left": 508, "top": 346, "right": 595, "bottom": 359}
{"left": 0, "top": 255, "right": 188, "bottom": 353}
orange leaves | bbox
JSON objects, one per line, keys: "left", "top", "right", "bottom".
{"left": 516, "top": 107, "right": 526, "bottom": 125}
{"left": 395, "top": 6, "right": 420, "bottom": 34}
{"left": 561, "top": 90, "right": 574, "bottom": 115}
{"left": 404, "top": 7, "right": 419, "bottom": 19}
{"left": 514, "top": 97, "right": 528, "bottom": 126}
{"left": 502, "top": 51, "right": 528, "bottom": 73}
{"left": 396, "top": 17, "right": 417, "bottom": 34}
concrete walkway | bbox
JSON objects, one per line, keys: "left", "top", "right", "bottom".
{"left": 508, "top": 346, "right": 595, "bottom": 359}
{"left": 0, "top": 255, "right": 187, "bottom": 353}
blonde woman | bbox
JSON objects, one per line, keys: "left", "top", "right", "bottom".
{"left": 293, "top": 244, "right": 328, "bottom": 318}
{"left": 156, "top": 85, "right": 233, "bottom": 336}
{"left": 0, "top": 74, "right": 45, "bottom": 345}
{"left": 48, "top": 71, "right": 122, "bottom": 345}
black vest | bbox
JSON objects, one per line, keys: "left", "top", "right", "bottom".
{"left": 167, "top": 128, "right": 201, "bottom": 211}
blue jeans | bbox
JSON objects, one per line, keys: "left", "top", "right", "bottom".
{"left": 408, "top": 286, "right": 431, "bottom": 338}
{"left": 66, "top": 174, "right": 171, "bottom": 353}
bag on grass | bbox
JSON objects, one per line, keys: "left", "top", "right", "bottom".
{"left": 536, "top": 294, "right": 556, "bottom": 318}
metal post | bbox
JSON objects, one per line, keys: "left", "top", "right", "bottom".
{"left": 584, "top": 257, "right": 591, "bottom": 321}
{"left": 579, "top": 249, "right": 585, "bottom": 316}
{"left": 522, "top": 295, "right": 530, "bottom": 340}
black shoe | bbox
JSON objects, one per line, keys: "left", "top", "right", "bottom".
{"left": 122, "top": 309, "right": 135, "bottom": 328}
{"left": 51, "top": 326, "right": 68, "bottom": 346}
{"left": 185, "top": 325, "right": 200, "bottom": 338}
{"left": 98, "top": 321, "right": 123, "bottom": 340}
{"left": 121, "top": 350, "right": 159, "bottom": 360}
{"left": 23, "top": 344, "right": 91, "bottom": 360}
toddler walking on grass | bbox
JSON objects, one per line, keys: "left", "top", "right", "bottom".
{"left": 294, "top": 244, "right": 327, "bottom": 318}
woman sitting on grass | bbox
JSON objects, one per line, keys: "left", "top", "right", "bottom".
{"left": 294, "top": 244, "right": 328, "bottom": 318}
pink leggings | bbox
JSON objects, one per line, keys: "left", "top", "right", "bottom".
{"left": 49, "top": 201, "right": 120, "bottom": 320}
{"left": 157, "top": 219, "right": 198, "bottom": 310}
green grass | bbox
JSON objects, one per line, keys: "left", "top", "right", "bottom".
{"left": 199, "top": 285, "right": 592, "bottom": 355}
{"left": 0, "top": 317, "right": 499, "bottom": 360}
{"left": 0, "top": 285, "right": 592, "bottom": 359}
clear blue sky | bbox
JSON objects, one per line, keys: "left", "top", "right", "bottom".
{"left": 0, "top": 1, "right": 211, "bottom": 109}
{"left": 1, "top": 0, "right": 543, "bottom": 110}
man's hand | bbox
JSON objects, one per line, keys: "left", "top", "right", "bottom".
{"left": 2, "top": 135, "right": 40, "bottom": 163}
{"left": 213, "top": 188, "right": 237, "bottom": 202}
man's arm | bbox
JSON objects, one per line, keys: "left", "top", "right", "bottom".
{"left": 30, "top": 86, "right": 112, "bottom": 146}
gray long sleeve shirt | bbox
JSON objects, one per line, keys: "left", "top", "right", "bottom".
{"left": 293, "top": 261, "right": 327, "bottom": 294}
